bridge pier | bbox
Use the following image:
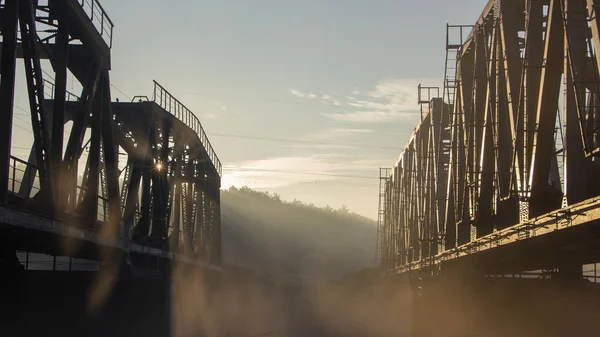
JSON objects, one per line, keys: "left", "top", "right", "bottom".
{"left": 0, "top": 252, "right": 223, "bottom": 337}
{"left": 0, "top": 258, "right": 172, "bottom": 337}
{"left": 410, "top": 274, "right": 600, "bottom": 337}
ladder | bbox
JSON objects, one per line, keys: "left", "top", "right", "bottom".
{"left": 99, "top": 143, "right": 108, "bottom": 222}
{"left": 377, "top": 168, "right": 391, "bottom": 267}
{"left": 443, "top": 25, "right": 473, "bottom": 106}
{"left": 120, "top": 164, "right": 130, "bottom": 214}
{"left": 19, "top": 0, "right": 52, "bottom": 186}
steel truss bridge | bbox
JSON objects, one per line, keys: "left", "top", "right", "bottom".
{"left": 379, "top": 0, "right": 600, "bottom": 280}
{"left": 0, "top": 0, "right": 222, "bottom": 289}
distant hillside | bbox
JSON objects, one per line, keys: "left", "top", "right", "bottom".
{"left": 221, "top": 186, "right": 377, "bottom": 283}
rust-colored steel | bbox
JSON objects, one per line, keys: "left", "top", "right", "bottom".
{"left": 381, "top": 0, "right": 600, "bottom": 276}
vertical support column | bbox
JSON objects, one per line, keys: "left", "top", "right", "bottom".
{"left": 0, "top": 5, "right": 22, "bottom": 304}
{"left": 213, "top": 180, "right": 221, "bottom": 265}
{"left": 183, "top": 160, "right": 194, "bottom": 254}
{"left": 100, "top": 74, "right": 122, "bottom": 237}
{"left": 500, "top": 0, "right": 525, "bottom": 195}
{"left": 193, "top": 164, "right": 205, "bottom": 258}
{"left": 150, "top": 121, "right": 171, "bottom": 243}
{"left": 587, "top": 0, "right": 600, "bottom": 76}
{"left": 494, "top": 23, "right": 513, "bottom": 205}
{"left": 495, "top": 9, "right": 521, "bottom": 230}
{"left": 477, "top": 24, "right": 497, "bottom": 236}
{"left": 458, "top": 50, "right": 474, "bottom": 246}
{"left": 169, "top": 176, "right": 181, "bottom": 253}
{"left": 564, "top": 0, "right": 600, "bottom": 204}
{"left": 83, "top": 80, "right": 103, "bottom": 224}
{"left": 135, "top": 166, "right": 152, "bottom": 240}
{"left": 445, "top": 102, "right": 458, "bottom": 249}
{"left": 19, "top": 0, "right": 52, "bottom": 197}
{"left": 528, "top": 0, "right": 564, "bottom": 216}
{"left": 0, "top": 0, "right": 20, "bottom": 203}
{"left": 525, "top": 0, "right": 545, "bottom": 190}
{"left": 63, "top": 69, "right": 99, "bottom": 209}
{"left": 122, "top": 161, "right": 142, "bottom": 240}
{"left": 472, "top": 27, "right": 487, "bottom": 235}
{"left": 50, "top": 18, "right": 69, "bottom": 212}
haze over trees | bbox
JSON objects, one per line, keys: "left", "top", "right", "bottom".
{"left": 221, "top": 186, "right": 377, "bottom": 283}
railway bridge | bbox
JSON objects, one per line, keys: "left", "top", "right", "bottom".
{"left": 0, "top": 1, "right": 222, "bottom": 335}
{"left": 378, "top": 0, "right": 600, "bottom": 335}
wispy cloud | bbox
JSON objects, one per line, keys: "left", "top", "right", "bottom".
{"left": 321, "top": 94, "right": 342, "bottom": 106}
{"left": 223, "top": 155, "right": 340, "bottom": 189}
{"left": 221, "top": 154, "right": 385, "bottom": 189}
{"left": 323, "top": 78, "right": 428, "bottom": 123}
{"left": 290, "top": 88, "right": 306, "bottom": 98}
{"left": 289, "top": 78, "right": 439, "bottom": 123}
{"left": 290, "top": 88, "right": 317, "bottom": 99}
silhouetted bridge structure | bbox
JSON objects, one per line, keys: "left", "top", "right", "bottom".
{"left": 379, "top": 0, "right": 600, "bottom": 335}
{"left": 0, "top": 0, "right": 221, "bottom": 335}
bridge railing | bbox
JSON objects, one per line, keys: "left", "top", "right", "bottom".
{"left": 8, "top": 156, "right": 41, "bottom": 199}
{"left": 43, "top": 80, "right": 80, "bottom": 102}
{"left": 77, "top": 0, "right": 114, "bottom": 48}
{"left": 152, "top": 80, "right": 222, "bottom": 176}
{"left": 8, "top": 156, "right": 111, "bottom": 224}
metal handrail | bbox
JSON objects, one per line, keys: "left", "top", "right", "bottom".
{"left": 152, "top": 80, "right": 222, "bottom": 176}
{"left": 8, "top": 156, "right": 109, "bottom": 223}
{"left": 42, "top": 80, "right": 80, "bottom": 102}
{"left": 78, "top": 0, "right": 114, "bottom": 48}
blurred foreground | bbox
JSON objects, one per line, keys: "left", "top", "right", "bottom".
{"left": 0, "top": 266, "right": 412, "bottom": 337}
{"left": 3, "top": 264, "right": 600, "bottom": 337}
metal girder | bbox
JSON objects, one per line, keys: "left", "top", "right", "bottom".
{"left": 0, "top": 0, "right": 20, "bottom": 203}
{"left": 381, "top": 0, "right": 600, "bottom": 275}
{"left": 528, "top": 0, "right": 563, "bottom": 203}
{"left": 381, "top": 101, "right": 451, "bottom": 270}
{"left": 0, "top": 0, "right": 222, "bottom": 272}
{"left": 79, "top": 74, "right": 104, "bottom": 225}
{"left": 63, "top": 68, "right": 100, "bottom": 209}
{"left": 588, "top": 0, "right": 600, "bottom": 85}
{"left": 122, "top": 160, "right": 142, "bottom": 239}
{"left": 50, "top": 16, "right": 69, "bottom": 211}
{"left": 477, "top": 22, "right": 498, "bottom": 235}
{"left": 500, "top": 0, "right": 525, "bottom": 195}
{"left": 523, "top": 0, "right": 545, "bottom": 195}
{"left": 99, "top": 73, "right": 121, "bottom": 236}
{"left": 19, "top": 0, "right": 52, "bottom": 196}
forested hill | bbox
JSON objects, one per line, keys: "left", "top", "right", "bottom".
{"left": 221, "top": 187, "right": 377, "bottom": 283}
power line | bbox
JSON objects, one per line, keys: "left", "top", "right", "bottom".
{"left": 111, "top": 83, "right": 133, "bottom": 101}
{"left": 224, "top": 174, "right": 375, "bottom": 188}
{"left": 13, "top": 104, "right": 72, "bottom": 137}
{"left": 224, "top": 166, "right": 379, "bottom": 180}
{"left": 41, "top": 68, "right": 54, "bottom": 80}
{"left": 12, "top": 123, "right": 31, "bottom": 134}
{"left": 210, "top": 132, "right": 399, "bottom": 151}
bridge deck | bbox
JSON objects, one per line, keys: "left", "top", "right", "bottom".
{"left": 396, "top": 197, "right": 600, "bottom": 276}
{"left": 112, "top": 101, "right": 221, "bottom": 178}
{"left": 0, "top": 202, "right": 221, "bottom": 271}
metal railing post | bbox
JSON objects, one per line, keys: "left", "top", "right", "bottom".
{"left": 11, "top": 157, "right": 15, "bottom": 193}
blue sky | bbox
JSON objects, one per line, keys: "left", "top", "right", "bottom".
{"left": 12, "top": 0, "right": 488, "bottom": 219}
